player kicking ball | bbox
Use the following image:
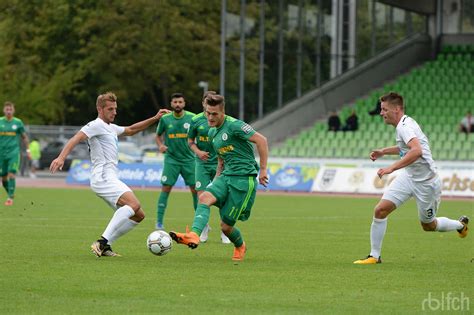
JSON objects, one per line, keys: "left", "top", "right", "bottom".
{"left": 354, "top": 92, "right": 469, "bottom": 265}
{"left": 50, "top": 92, "right": 169, "bottom": 257}
{"left": 169, "top": 93, "right": 268, "bottom": 261}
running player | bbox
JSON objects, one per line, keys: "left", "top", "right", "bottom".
{"left": 155, "top": 93, "right": 196, "bottom": 229}
{"left": 0, "top": 102, "right": 31, "bottom": 206}
{"left": 187, "top": 91, "right": 230, "bottom": 244}
{"left": 50, "top": 92, "right": 169, "bottom": 257}
{"left": 354, "top": 92, "right": 469, "bottom": 264}
{"left": 170, "top": 93, "right": 269, "bottom": 262}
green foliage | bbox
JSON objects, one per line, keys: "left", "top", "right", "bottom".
{"left": 0, "top": 0, "right": 245, "bottom": 124}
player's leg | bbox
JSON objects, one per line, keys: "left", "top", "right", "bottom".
{"left": 181, "top": 161, "right": 197, "bottom": 210}
{"left": 195, "top": 163, "right": 211, "bottom": 242}
{"left": 415, "top": 177, "right": 468, "bottom": 237}
{"left": 169, "top": 191, "right": 216, "bottom": 248}
{"left": 354, "top": 173, "right": 412, "bottom": 264}
{"left": 156, "top": 162, "right": 179, "bottom": 229}
{"left": 4, "top": 154, "right": 20, "bottom": 205}
{"left": 156, "top": 185, "right": 172, "bottom": 229}
{"left": 1, "top": 158, "right": 8, "bottom": 195}
{"left": 90, "top": 181, "right": 136, "bottom": 257}
{"left": 169, "top": 176, "right": 227, "bottom": 248}
{"left": 219, "top": 176, "right": 257, "bottom": 261}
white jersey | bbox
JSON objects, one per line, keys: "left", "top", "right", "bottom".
{"left": 396, "top": 115, "right": 437, "bottom": 182}
{"left": 80, "top": 118, "right": 125, "bottom": 183}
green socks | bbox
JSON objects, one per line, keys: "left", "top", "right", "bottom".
{"left": 7, "top": 178, "right": 15, "bottom": 198}
{"left": 192, "top": 192, "right": 198, "bottom": 210}
{"left": 156, "top": 191, "right": 170, "bottom": 225}
{"left": 228, "top": 227, "right": 244, "bottom": 247}
{"left": 191, "top": 204, "right": 210, "bottom": 235}
{"left": 2, "top": 180, "right": 8, "bottom": 194}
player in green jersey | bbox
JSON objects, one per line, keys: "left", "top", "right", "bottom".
{"left": 0, "top": 102, "right": 31, "bottom": 206}
{"left": 170, "top": 93, "right": 268, "bottom": 261}
{"left": 156, "top": 93, "right": 197, "bottom": 229}
{"left": 187, "top": 91, "right": 230, "bottom": 244}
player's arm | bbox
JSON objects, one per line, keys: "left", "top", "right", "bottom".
{"left": 20, "top": 132, "right": 31, "bottom": 160}
{"left": 377, "top": 138, "right": 422, "bottom": 178}
{"left": 156, "top": 133, "right": 167, "bottom": 153}
{"left": 123, "top": 109, "right": 170, "bottom": 136}
{"left": 50, "top": 131, "right": 88, "bottom": 173}
{"left": 370, "top": 146, "right": 399, "bottom": 161}
{"left": 249, "top": 132, "right": 269, "bottom": 187}
{"left": 215, "top": 156, "right": 224, "bottom": 177}
{"left": 188, "top": 138, "right": 209, "bottom": 161}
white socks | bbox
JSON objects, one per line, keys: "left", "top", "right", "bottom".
{"left": 435, "top": 217, "right": 463, "bottom": 232}
{"left": 369, "top": 217, "right": 388, "bottom": 259}
{"left": 108, "top": 219, "right": 138, "bottom": 243}
{"left": 102, "top": 205, "right": 135, "bottom": 244}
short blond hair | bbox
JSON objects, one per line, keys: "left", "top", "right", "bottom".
{"left": 380, "top": 92, "right": 404, "bottom": 110}
{"left": 96, "top": 92, "right": 117, "bottom": 108}
{"left": 4, "top": 101, "right": 14, "bottom": 108}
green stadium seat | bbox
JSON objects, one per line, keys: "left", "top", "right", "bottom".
{"left": 272, "top": 45, "right": 472, "bottom": 161}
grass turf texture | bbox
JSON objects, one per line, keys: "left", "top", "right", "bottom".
{"left": 0, "top": 188, "right": 472, "bottom": 314}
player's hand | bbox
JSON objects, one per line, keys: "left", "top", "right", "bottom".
{"left": 370, "top": 149, "right": 384, "bottom": 161}
{"left": 377, "top": 166, "right": 394, "bottom": 178}
{"left": 26, "top": 151, "right": 32, "bottom": 160}
{"left": 159, "top": 145, "right": 168, "bottom": 153}
{"left": 50, "top": 157, "right": 65, "bottom": 173}
{"left": 156, "top": 109, "right": 171, "bottom": 120}
{"left": 259, "top": 169, "right": 269, "bottom": 187}
{"left": 196, "top": 150, "right": 210, "bottom": 162}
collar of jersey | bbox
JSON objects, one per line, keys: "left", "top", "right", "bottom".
{"left": 397, "top": 115, "right": 408, "bottom": 127}
{"left": 215, "top": 115, "right": 228, "bottom": 131}
{"left": 173, "top": 111, "right": 186, "bottom": 119}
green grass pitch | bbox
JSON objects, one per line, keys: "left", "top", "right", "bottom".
{"left": 0, "top": 188, "right": 472, "bottom": 314}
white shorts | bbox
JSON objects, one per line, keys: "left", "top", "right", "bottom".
{"left": 382, "top": 171, "right": 441, "bottom": 223}
{"left": 91, "top": 179, "right": 132, "bottom": 210}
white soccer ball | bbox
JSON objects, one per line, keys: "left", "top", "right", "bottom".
{"left": 147, "top": 230, "right": 172, "bottom": 256}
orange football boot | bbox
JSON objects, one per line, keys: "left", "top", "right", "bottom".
{"left": 232, "top": 242, "right": 247, "bottom": 262}
{"left": 169, "top": 226, "right": 200, "bottom": 249}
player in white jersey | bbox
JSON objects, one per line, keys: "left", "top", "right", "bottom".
{"left": 354, "top": 92, "right": 469, "bottom": 265}
{"left": 50, "top": 92, "right": 169, "bottom": 257}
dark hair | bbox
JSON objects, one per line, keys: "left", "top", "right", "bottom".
{"left": 380, "top": 92, "right": 404, "bottom": 110}
{"left": 171, "top": 93, "right": 185, "bottom": 100}
{"left": 204, "top": 94, "right": 225, "bottom": 108}
{"left": 202, "top": 90, "right": 216, "bottom": 101}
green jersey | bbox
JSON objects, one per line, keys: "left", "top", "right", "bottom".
{"left": 188, "top": 112, "right": 217, "bottom": 165}
{"left": 208, "top": 116, "right": 259, "bottom": 176}
{"left": 0, "top": 117, "right": 25, "bottom": 157}
{"left": 156, "top": 111, "right": 195, "bottom": 164}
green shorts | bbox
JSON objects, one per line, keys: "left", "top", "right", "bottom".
{"left": 0, "top": 153, "right": 20, "bottom": 176}
{"left": 206, "top": 175, "right": 257, "bottom": 226}
{"left": 161, "top": 160, "right": 196, "bottom": 187}
{"left": 195, "top": 162, "right": 217, "bottom": 191}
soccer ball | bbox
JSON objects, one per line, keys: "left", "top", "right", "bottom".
{"left": 147, "top": 230, "right": 172, "bottom": 256}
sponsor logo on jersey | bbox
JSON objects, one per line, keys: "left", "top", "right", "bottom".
{"left": 0, "top": 131, "right": 16, "bottom": 136}
{"left": 218, "top": 145, "right": 234, "bottom": 154}
{"left": 222, "top": 133, "right": 228, "bottom": 141}
{"left": 241, "top": 123, "right": 253, "bottom": 134}
{"left": 168, "top": 133, "right": 187, "bottom": 139}
{"left": 198, "top": 136, "right": 209, "bottom": 142}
